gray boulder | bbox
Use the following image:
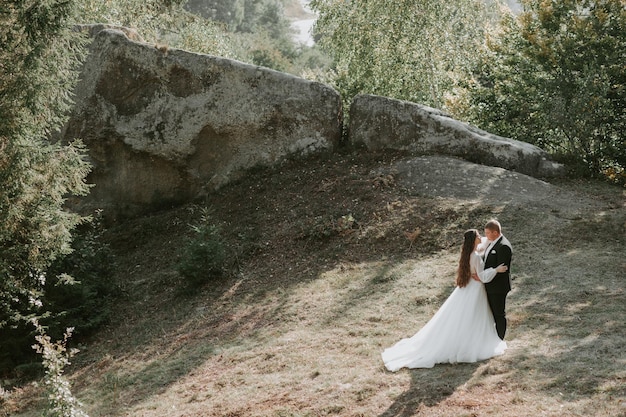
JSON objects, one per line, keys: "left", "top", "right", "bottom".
{"left": 348, "top": 94, "right": 564, "bottom": 178}
{"left": 63, "top": 28, "right": 342, "bottom": 219}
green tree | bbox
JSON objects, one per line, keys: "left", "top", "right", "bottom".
{"left": 1, "top": 0, "right": 92, "bottom": 413}
{"left": 240, "top": 0, "right": 264, "bottom": 33}
{"left": 76, "top": 0, "right": 234, "bottom": 57}
{"left": 176, "top": 208, "right": 226, "bottom": 291}
{"left": 185, "top": 0, "right": 246, "bottom": 31}
{"left": 248, "top": 0, "right": 298, "bottom": 69}
{"left": 186, "top": 0, "right": 298, "bottom": 70}
{"left": 0, "top": 0, "right": 91, "bottom": 329}
{"left": 459, "top": 0, "right": 626, "bottom": 181}
{"left": 186, "top": 0, "right": 291, "bottom": 35}
{"left": 79, "top": 0, "right": 319, "bottom": 76}
{"left": 309, "top": 0, "right": 503, "bottom": 110}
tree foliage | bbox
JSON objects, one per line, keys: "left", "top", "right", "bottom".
{"left": 77, "top": 0, "right": 309, "bottom": 75}
{"left": 32, "top": 322, "right": 88, "bottom": 417}
{"left": 183, "top": 0, "right": 300, "bottom": 71}
{"left": 176, "top": 208, "right": 226, "bottom": 291}
{"left": 309, "top": 0, "right": 503, "bottom": 110}
{"left": 459, "top": 0, "right": 626, "bottom": 180}
{"left": 0, "top": 0, "right": 91, "bottom": 331}
{"left": 185, "top": 0, "right": 292, "bottom": 35}
{"left": 75, "top": 0, "right": 234, "bottom": 57}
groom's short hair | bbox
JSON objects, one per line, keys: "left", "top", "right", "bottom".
{"left": 485, "top": 219, "right": 501, "bottom": 233}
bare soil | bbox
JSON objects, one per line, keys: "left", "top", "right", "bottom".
{"left": 7, "top": 150, "right": 626, "bottom": 417}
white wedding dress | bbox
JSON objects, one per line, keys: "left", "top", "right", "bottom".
{"left": 381, "top": 252, "right": 507, "bottom": 371}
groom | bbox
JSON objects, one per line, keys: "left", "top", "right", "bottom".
{"left": 483, "top": 219, "right": 512, "bottom": 340}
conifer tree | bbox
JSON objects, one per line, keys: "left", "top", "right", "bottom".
{"left": 0, "top": 0, "right": 91, "bottom": 330}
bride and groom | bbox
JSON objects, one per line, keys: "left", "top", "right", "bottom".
{"left": 382, "top": 219, "right": 512, "bottom": 371}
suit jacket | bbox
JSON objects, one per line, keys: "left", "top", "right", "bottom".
{"left": 483, "top": 235, "right": 512, "bottom": 294}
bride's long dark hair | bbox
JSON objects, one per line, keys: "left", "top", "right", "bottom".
{"left": 456, "top": 229, "right": 478, "bottom": 288}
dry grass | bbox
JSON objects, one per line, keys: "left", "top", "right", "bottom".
{"left": 6, "top": 151, "right": 626, "bottom": 417}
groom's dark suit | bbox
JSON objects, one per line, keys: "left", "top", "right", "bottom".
{"left": 483, "top": 236, "right": 512, "bottom": 339}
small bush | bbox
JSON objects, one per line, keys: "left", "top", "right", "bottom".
{"left": 32, "top": 322, "right": 88, "bottom": 417}
{"left": 176, "top": 209, "right": 226, "bottom": 288}
{"left": 0, "top": 212, "right": 116, "bottom": 375}
{"left": 44, "top": 211, "right": 117, "bottom": 338}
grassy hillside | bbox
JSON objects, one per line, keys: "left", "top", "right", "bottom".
{"left": 8, "top": 150, "right": 625, "bottom": 416}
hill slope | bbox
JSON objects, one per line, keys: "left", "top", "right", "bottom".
{"left": 10, "top": 150, "right": 626, "bottom": 416}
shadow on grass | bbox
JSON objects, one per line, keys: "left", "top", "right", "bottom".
{"left": 95, "top": 216, "right": 623, "bottom": 415}
{"left": 314, "top": 259, "right": 482, "bottom": 416}
{"left": 379, "top": 363, "right": 479, "bottom": 417}
{"left": 65, "top": 153, "right": 624, "bottom": 416}
{"left": 502, "top": 244, "right": 626, "bottom": 401}
{"left": 474, "top": 208, "right": 626, "bottom": 409}
{"left": 369, "top": 201, "right": 625, "bottom": 416}
{"left": 360, "top": 263, "right": 483, "bottom": 417}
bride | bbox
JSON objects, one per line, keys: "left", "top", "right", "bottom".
{"left": 381, "top": 229, "right": 508, "bottom": 371}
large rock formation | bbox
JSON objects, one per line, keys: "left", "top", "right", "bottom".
{"left": 62, "top": 28, "right": 565, "bottom": 221}
{"left": 348, "top": 94, "right": 564, "bottom": 178}
{"left": 63, "top": 28, "right": 342, "bottom": 220}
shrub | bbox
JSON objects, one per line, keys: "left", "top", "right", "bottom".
{"left": 0, "top": 213, "right": 116, "bottom": 375}
{"left": 32, "top": 322, "right": 88, "bottom": 417}
{"left": 176, "top": 209, "right": 226, "bottom": 288}
{"left": 43, "top": 211, "right": 116, "bottom": 338}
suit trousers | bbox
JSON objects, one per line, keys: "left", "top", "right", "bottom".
{"left": 486, "top": 291, "right": 508, "bottom": 340}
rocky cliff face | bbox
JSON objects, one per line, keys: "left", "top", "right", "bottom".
{"left": 63, "top": 28, "right": 342, "bottom": 220}
{"left": 63, "top": 26, "right": 561, "bottom": 221}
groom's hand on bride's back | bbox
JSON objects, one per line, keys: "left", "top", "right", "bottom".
{"left": 471, "top": 273, "right": 481, "bottom": 282}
